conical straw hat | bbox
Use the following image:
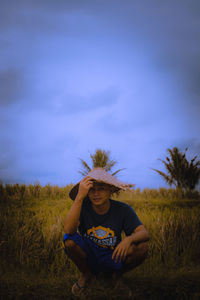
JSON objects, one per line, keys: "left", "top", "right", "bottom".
{"left": 69, "top": 167, "right": 133, "bottom": 200}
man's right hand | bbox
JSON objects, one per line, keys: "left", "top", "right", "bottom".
{"left": 76, "top": 176, "right": 94, "bottom": 200}
{"left": 64, "top": 176, "right": 94, "bottom": 234}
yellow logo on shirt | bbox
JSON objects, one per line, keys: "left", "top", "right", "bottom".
{"left": 86, "top": 226, "right": 116, "bottom": 248}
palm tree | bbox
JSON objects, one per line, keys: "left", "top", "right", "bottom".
{"left": 183, "top": 155, "right": 200, "bottom": 191}
{"left": 79, "top": 149, "right": 125, "bottom": 176}
{"left": 152, "top": 147, "right": 200, "bottom": 191}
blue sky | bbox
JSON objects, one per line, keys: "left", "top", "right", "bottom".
{"left": 0, "top": 0, "right": 200, "bottom": 189}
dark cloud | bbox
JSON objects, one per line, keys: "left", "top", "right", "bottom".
{"left": 56, "top": 87, "right": 119, "bottom": 114}
{"left": 174, "top": 138, "right": 200, "bottom": 157}
{"left": 95, "top": 115, "right": 131, "bottom": 133}
{"left": 89, "top": 87, "right": 119, "bottom": 109}
{"left": 0, "top": 138, "right": 16, "bottom": 185}
{"left": 0, "top": 160, "right": 10, "bottom": 171}
{"left": 0, "top": 0, "right": 199, "bottom": 187}
{"left": 0, "top": 6, "right": 62, "bottom": 35}
{"left": 136, "top": 4, "right": 200, "bottom": 104}
{"left": 0, "top": 69, "right": 24, "bottom": 105}
{"left": 20, "top": 86, "right": 119, "bottom": 114}
{"left": 0, "top": 0, "right": 96, "bottom": 34}
{"left": 186, "top": 65, "right": 200, "bottom": 98}
{"left": 62, "top": 87, "right": 119, "bottom": 114}
{"left": 0, "top": 2, "right": 63, "bottom": 36}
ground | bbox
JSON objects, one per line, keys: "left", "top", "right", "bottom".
{"left": 0, "top": 266, "right": 200, "bottom": 300}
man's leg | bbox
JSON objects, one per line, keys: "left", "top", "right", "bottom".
{"left": 64, "top": 239, "right": 93, "bottom": 286}
{"left": 122, "top": 241, "right": 149, "bottom": 273}
{"left": 111, "top": 242, "right": 148, "bottom": 297}
{"left": 112, "top": 241, "right": 148, "bottom": 279}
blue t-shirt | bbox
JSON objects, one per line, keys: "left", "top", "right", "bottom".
{"left": 78, "top": 198, "right": 142, "bottom": 249}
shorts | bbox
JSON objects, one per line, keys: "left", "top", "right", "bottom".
{"left": 63, "top": 232, "right": 123, "bottom": 275}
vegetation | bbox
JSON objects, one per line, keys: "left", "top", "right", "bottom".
{"left": 152, "top": 147, "right": 200, "bottom": 192}
{"left": 79, "top": 148, "right": 125, "bottom": 176}
{"left": 0, "top": 183, "right": 200, "bottom": 299}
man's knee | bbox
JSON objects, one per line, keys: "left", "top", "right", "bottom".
{"left": 64, "top": 239, "right": 77, "bottom": 253}
{"left": 137, "top": 241, "right": 149, "bottom": 255}
{"left": 129, "top": 241, "right": 149, "bottom": 259}
{"left": 64, "top": 239, "right": 86, "bottom": 259}
{"left": 122, "top": 241, "right": 149, "bottom": 272}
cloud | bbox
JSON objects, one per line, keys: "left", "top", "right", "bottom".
{"left": 0, "top": 0, "right": 199, "bottom": 187}
{"left": 174, "top": 138, "right": 200, "bottom": 157}
{"left": 0, "top": 0, "right": 98, "bottom": 36}
{"left": 0, "top": 113, "right": 80, "bottom": 184}
{"left": 18, "top": 86, "right": 119, "bottom": 115}
{"left": 0, "top": 1, "right": 62, "bottom": 31}
{"left": 0, "top": 137, "right": 17, "bottom": 184}
{"left": 1, "top": 0, "right": 200, "bottom": 107}
{"left": 138, "top": 4, "right": 200, "bottom": 104}
{"left": 61, "top": 87, "right": 119, "bottom": 114}
{"left": 0, "top": 69, "right": 25, "bottom": 105}
{"left": 184, "top": 65, "right": 200, "bottom": 99}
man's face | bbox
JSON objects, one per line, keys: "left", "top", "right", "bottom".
{"left": 88, "top": 182, "right": 111, "bottom": 207}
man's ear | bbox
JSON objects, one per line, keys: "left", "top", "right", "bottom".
{"left": 109, "top": 186, "right": 116, "bottom": 195}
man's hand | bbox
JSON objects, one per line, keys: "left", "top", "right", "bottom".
{"left": 64, "top": 176, "right": 94, "bottom": 234}
{"left": 112, "top": 236, "right": 132, "bottom": 263}
{"left": 77, "top": 176, "right": 94, "bottom": 200}
{"left": 112, "top": 225, "right": 150, "bottom": 263}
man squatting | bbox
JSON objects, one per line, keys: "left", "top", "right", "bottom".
{"left": 63, "top": 168, "right": 150, "bottom": 296}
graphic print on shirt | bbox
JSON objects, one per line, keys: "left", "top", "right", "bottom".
{"left": 85, "top": 226, "right": 117, "bottom": 249}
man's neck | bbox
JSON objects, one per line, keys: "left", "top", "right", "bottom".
{"left": 92, "top": 199, "right": 110, "bottom": 215}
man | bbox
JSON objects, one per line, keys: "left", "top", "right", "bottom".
{"left": 63, "top": 168, "right": 149, "bottom": 296}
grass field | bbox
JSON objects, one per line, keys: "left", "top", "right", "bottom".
{"left": 0, "top": 184, "right": 200, "bottom": 299}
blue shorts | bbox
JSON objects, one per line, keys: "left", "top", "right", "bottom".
{"left": 63, "top": 232, "right": 123, "bottom": 275}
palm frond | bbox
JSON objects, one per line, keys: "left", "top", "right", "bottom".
{"left": 111, "top": 168, "right": 126, "bottom": 176}
{"left": 78, "top": 170, "right": 89, "bottom": 176}
{"left": 78, "top": 158, "right": 91, "bottom": 176}
{"left": 153, "top": 147, "right": 200, "bottom": 191}
{"left": 78, "top": 148, "right": 124, "bottom": 177}
{"left": 152, "top": 168, "right": 174, "bottom": 186}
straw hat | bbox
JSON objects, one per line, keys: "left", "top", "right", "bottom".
{"left": 69, "top": 167, "right": 133, "bottom": 200}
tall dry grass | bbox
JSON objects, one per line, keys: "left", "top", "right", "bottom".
{"left": 0, "top": 183, "right": 200, "bottom": 278}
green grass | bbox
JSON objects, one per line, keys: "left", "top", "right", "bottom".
{"left": 0, "top": 184, "right": 200, "bottom": 299}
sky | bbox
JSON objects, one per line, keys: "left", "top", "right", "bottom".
{"left": 0, "top": 0, "right": 200, "bottom": 190}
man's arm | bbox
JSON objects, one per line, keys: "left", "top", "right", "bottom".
{"left": 112, "top": 225, "right": 150, "bottom": 263}
{"left": 64, "top": 176, "right": 93, "bottom": 235}
{"left": 126, "top": 225, "right": 150, "bottom": 245}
